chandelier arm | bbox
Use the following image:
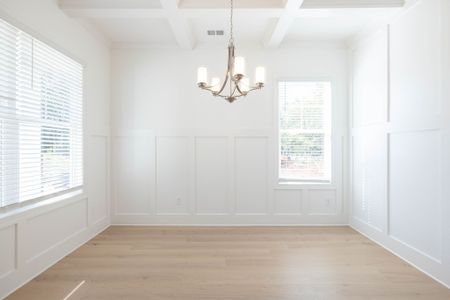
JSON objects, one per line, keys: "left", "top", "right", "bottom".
{"left": 215, "top": 73, "right": 229, "bottom": 96}
{"left": 235, "top": 82, "right": 246, "bottom": 96}
{"left": 230, "top": 83, "right": 240, "bottom": 97}
{"left": 247, "top": 84, "right": 264, "bottom": 92}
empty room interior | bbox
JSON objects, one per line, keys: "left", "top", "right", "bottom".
{"left": 0, "top": 0, "right": 449, "bottom": 299}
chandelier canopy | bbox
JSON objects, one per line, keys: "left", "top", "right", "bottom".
{"left": 196, "top": 0, "right": 265, "bottom": 103}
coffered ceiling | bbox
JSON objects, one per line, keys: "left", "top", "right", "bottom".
{"left": 59, "top": 0, "right": 405, "bottom": 48}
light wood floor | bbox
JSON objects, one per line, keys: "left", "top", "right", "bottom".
{"left": 8, "top": 226, "right": 450, "bottom": 300}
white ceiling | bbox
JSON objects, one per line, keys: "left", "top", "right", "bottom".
{"left": 59, "top": 0, "right": 404, "bottom": 48}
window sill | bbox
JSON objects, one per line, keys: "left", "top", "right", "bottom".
{"left": 0, "top": 189, "right": 86, "bottom": 224}
{"left": 276, "top": 181, "right": 335, "bottom": 189}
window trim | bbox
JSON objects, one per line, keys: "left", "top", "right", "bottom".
{"left": 274, "top": 77, "right": 335, "bottom": 187}
{"left": 0, "top": 13, "right": 87, "bottom": 210}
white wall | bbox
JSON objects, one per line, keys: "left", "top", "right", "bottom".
{"left": 0, "top": 0, "right": 110, "bottom": 298}
{"left": 111, "top": 43, "right": 348, "bottom": 225}
{"left": 350, "top": 0, "right": 450, "bottom": 287}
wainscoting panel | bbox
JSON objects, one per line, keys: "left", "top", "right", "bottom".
{"left": 352, "top": 27, "right": 388, "bottom": 127}
{"left": 88, "top": 136, "right": 109, "bottom": 224}
{"left": 114, "top": 136, "right": 154, "bottom": 215}
{"left": 274, "top": 189, "right": 302, "bottom": 215}
{"left": 352, "top": 130, "right": 387, "bottom": 232}
{"left": 389, "top": 0, "right": 441, "bottom": 123}
{"left": 156, "top": 136, "right": 191, "bottom": 215}
{"left": 389, "top": 129, "right": 442, "bottom": 261}
{"left": 195, "top": 137, "right": 230, "bottom": 215}
{"left": 23, "top": 200, "right": 88, "bottom": 263}
{"left": 111, "top": 132, "right": 345, "bottom": 224}
{"left": 0, "top": 225, "right": 16, "bottom": 279}
{"left": 308, "top": 190, "right": 337, "bottom": 215}
{"left": 234, "top": 137, "right": 268, "bottom": 215}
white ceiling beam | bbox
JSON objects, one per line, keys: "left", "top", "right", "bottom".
{"left": 61, "top": 8, "right": 165, "bottom": 19}
{"left": 59, "top": 0, "right": 161, "bottom": 9}
{"left": 264, "top": 0, "right": 305, "bottom": 49}
{"left": 159, "top": 0, "right": 195, "bottom": 50}
{"left": 59, "top": 0, "right": 165, "bottom": 17}
{"left": 301, "top": 0, "right": 405, "bottom": 9}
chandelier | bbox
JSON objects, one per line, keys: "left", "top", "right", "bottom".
{"left": 196, "top": 0, "right": 265, "bottom": 103}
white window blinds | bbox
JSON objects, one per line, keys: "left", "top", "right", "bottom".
{"left": 0, "top": 19, "right": 83, "bottom": 208}
{"left": 279, "top": 81, "right": 331, "bottom": 182}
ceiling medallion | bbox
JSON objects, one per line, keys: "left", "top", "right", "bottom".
{"left": 196, "top": 0, "right": 265, "bottom": 103}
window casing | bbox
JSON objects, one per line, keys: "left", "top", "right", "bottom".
{"left": 278, "top": 81, "right": 332, "bottom": 183}
{"left": 0, "top": 19, "right": 83, "bottom": 208}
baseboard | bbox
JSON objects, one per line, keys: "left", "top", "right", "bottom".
{"left": 111, "top": 223, "right": 349, "bottom": 227}
{"left": 350, "top": 218, "right": 450, "bottom": 289}
{"left": 111, "top": 213, "right": 349, "bottom": 225}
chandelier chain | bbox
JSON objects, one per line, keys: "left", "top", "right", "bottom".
{"left": 229, "top": 0, "right": 234, "bottom": 45}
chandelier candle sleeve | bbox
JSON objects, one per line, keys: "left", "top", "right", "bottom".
{"left": 255, "top": 67, "right": 266, "bottom": 84}
{"left": 234, "top": 57, "right": 245, "bottom": 77}
{"left": 197, "top": 67, "right": 207, "bottom": 84}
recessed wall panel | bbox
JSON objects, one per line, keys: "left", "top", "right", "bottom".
{"left": 88, "top": 136, "right": 108, "bottom": 223}
{"left": 235, "top": 137, "right": 268, "bottom": 214}
{"left": 308, "top": 190, "right": 336, "bottom": 215}
{"left": 390, "top": 0, "right": 441, "bottom": 122}
{"left": 24, "top": 200, "right": 87, "bottom": 262}
{"left": 0, "top": 225, "right": 16, "bottom": 278}
{"left": 274, "top": 189, "right": 302, "bottom": 215}
{"left": 114, "top": 137, "right": 153, "bottom": 214}
{"left": 352, "top": 28, "right": 388, "bottom": 126}
{"left": 352, "top": 132, "right": 387, "bottom": 230}
{"left": 389, "top": 130, "right": 442, "bottom": 260}
{"left": 156, "top": 137, "right": 190, "bottom": 214}
{"left": 195, "top": 137, "right": 229, "bottom": 214}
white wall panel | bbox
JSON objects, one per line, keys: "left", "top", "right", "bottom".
{"left": 352, "top": 28, "right": 388, "bottom": 126}
{"left": 389, "top": 130, "right": 442, "bottom": 261}
{"left": 195, "top": 137, "right": 229, "bottom": 215}
{"left": 235, "top": 137, "right": 268, "bottom": 214}
{"left": 350, "top": 0, "right": 449, "bottom": 287}
{"left": 352, "top": 131, "right": 386, "bottom": 231}
{"left": 390, "top": 0, "right": 441, "bottom": 122}
{"left": 114, "top": 137, "right": 153, "bottom": 214}
{"left": 274, "top": 189, "right": 302, "bottom": 215}
{"left": 308, "top": 190, "right": 336, "bottom": 215}
{"left": 23, "top": 200, "right": 88, "bottom": 262}
{"left": 156, "top": 137, "right": 190, "bottom": 215}
{"left": 88, "top": 136, "right": 108, "bottom": 224}
{"left": 0, "top": 225, "right": 16, "bottom": 278}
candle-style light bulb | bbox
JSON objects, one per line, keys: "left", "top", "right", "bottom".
{"left": 197, "top": 67, "right": 207, "bottom": 84}
{"left": 255, "top": 66, "right": 265, "bottom": 85}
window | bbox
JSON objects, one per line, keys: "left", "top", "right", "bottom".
{"left": 278, "top": 81, "right": 331, "bottom": 183}
{"left": 0, "top": 19, "right": 83, "bottom": 208}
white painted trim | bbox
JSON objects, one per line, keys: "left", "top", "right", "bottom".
{"left": 112, "top": 223, "right": 349, "bottom": 227}
{"left": 264, "top": 0, "right": 305, "bottom": 49}
{"left": 159, "top": 0, "right": 195, "bottom": 50}
{"left": 0, "top": 219, "right": 110, "bottom": 299}
{"left": 351, "top": 219, "right": 450, "bottom": 289}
